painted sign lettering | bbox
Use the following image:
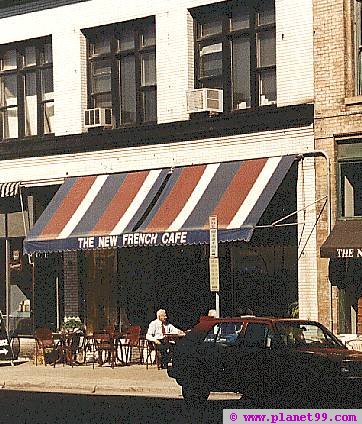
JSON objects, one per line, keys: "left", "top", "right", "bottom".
{"left": 77, "top": 232, "right": 189, "bottom": 249}
{"left": 336, "top": 248, "right": 362, "bottom": 258}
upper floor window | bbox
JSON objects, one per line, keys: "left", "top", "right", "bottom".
{"left": 86, "top": 17, "right": 156, "bottom": 127}
{"left": 0, "top": 38, "right": 54, "bottom": 140}
{"left": 192, "top": 0, "right": 276, "bottom": 112}
{"left": 355, "top": 1, "right": 362, "bottom": 94}
{"left": 337, "top": 141, "right": 362, "bottom": 219}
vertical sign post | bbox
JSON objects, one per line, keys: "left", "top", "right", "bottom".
{"left": 209, "top": 215, "right": 220, "bottom": 317}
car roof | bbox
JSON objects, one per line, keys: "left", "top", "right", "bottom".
{"left": 194, "top": 316, "right": 321, "bottom": 332}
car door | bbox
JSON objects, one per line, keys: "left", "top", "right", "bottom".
{"left": 198, "top": 321, "right": 245, "bottom": 391}
{"left": 218, "top": 322, "right": 286, "bottom": 398}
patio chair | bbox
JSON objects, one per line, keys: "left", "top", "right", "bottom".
{"left": 145, "top": 340, "right": 161, "bottom": 369}
{"left": 34, "top": 327, "right": 62, "bottom": 367}
{"left": 93, "top": 331, "right": 117, "bottom": 368}
{"left": 122, "top": 325, "right": 142, "bottom": 365}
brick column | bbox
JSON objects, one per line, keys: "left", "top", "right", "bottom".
{"left": 63, "top": 251, "right": 79, "bottom": 317}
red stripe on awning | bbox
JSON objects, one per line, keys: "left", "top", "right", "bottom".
{"left": 92, "top": 171, "right": 149, "bottom": 234}
{"left": 210, "top": 158, "right": 267, "bottom": 227}
{"left": 145, "top": 165, "right": 206, "bottom": 231}
{"left": 39, "top": 175, "right": 97, "bottom": 238}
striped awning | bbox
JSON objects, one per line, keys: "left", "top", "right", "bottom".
{"left": 23, "top": 155, "right": 296, "bottom": 254}
{"left": 0, "top": 182, "right": 20, "bottom": 197}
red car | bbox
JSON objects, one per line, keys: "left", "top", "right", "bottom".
{"left": 168, "top": 316, "right": 362, "bottom": 407}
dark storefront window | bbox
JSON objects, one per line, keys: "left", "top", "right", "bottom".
{"left": 192, "top": 0, "right": 276, "bottom": 112}
{"left": 337, "top": 141, "right": 362, "bottom": 219}
{"left": 339, "top": 161, "right": 362, "bottom": 218}
{"left": 0, "top": 37, "right": 54, "bottom": 140}
{"left": 86, "top": 16, "right": 157, "bottom": 127}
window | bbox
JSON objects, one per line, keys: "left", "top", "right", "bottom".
{"left": 204, "top": 322, "right": 244, "bottom": 345}
{"left": 337, "top": 141, "right": 362, "bottom": 219}
{"left": 355, "top": 1, "right": 362, "bottom": 94}
{"left": 0, "top": 38, "right": 53, "bottom": 140}
{"left": 86, "top": 17, "right": 156, "bottom": 127}
{"left": 339, "top": 161, "right": 362, "bottom": 218}
{"left": 192, "top": 0, "right": 276, "bottom": 112}
{"left": 243, "top": 323, "right": 270, "bottom": 348}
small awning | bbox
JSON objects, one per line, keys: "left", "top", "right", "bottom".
{"left": 0, "top": 182, "right": 20, "bottom": 197}
{"left": 320, "top": 220, "right": 362, "bottom": 258}
{"left": 24, "top": 155, "right": 296, "bottom": 254}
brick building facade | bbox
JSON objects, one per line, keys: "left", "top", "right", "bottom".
{"left": 315, "top": 0, "right": 362, "bottom": 334}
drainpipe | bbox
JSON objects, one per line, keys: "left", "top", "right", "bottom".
{"left": 297, "top": 150, "right": 332, "bottom": 330}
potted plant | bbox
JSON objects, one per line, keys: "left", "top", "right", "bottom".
{"left": 61, "top": 316, "right": 84, "bottom": 333}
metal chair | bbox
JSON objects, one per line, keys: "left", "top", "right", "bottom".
{"left": 34, "top": 327, "right": 62, "bottom": 367}
{"left": 145, "top": 340, "right": 161, "bottom": 369}
{"left": 122, "top": 325, "right": 142, "bottom": 365}
{"left": 93, "top": 331, "right": 117, "bottom": 368}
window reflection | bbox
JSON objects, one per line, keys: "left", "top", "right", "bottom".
{"left": 257, "top": 31, "right": 276, "bottom": 68}
{"left": 25, "top": 72, "right": 37, "bottom": 136}
{"left": 194, "top": 1, "right": 276, "bottom": 110}
{"left": 200, "top": 43, "right": 223, "bottom": 78}
{"left": 340, "top": 161, "right": 362, "bottom": 217}
{"left": 1, "top": 50, "right": 17, "bottom": 71}
{"left": 120, "top": 56, "right": 136, "bottom": 124}
{"left": 257, "top": 0, "right": 275, "bottom": 25}
{"left": 0, "top": 40, "right": 53, "bottom": 140}
{"left": 141, "top": 51, "right": 156, "bottom": 86}
{"left": 232, "top": 38, "right": 250, "bottom": 109}
{"left": 24, "top": 46, "right": 36, "bottom": 67}
{"left": 230, "top": 7, "right": 249, "bottom": 30}
{"left": 259, "top": 69, "right": 277, "bottom": 105}
{"left": 88, "top": 18, "right": 157, "bottom": 126}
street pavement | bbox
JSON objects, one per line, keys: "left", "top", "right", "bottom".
{"left": 0, "top": 359, "right": 240, "bottom": 401}
{"left": 0, "top": 360, "right": 185, "bottom": 397}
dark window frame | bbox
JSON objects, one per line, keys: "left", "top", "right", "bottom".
{"left": 355, "top": 0, "right": 362, "bottom": 95}
{"left": 85, "top": 16, "right": 157, "bottom": 128}
{"left": 337, "top": 159, "right": 362, "bottom": 219}
{"left": 337, "top": 140, "right": 362, "bottom": 219}
{"left": 191, "top": 0, "right": 276, "bottom": 112}
{"left": 0, "top": 36, "right": 53, "bottom": 141}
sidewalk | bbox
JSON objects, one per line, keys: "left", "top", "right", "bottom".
{"left": 0, "top": 360, "right": 183, "bottom": 397}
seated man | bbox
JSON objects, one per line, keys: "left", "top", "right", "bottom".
{"left": 146, "top": 309, "right": 184, "bottom": 369}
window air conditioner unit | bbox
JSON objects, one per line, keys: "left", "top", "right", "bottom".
{"left": 186, "top": 88, "right": 223, "bottom": 114}
{"left": 84, "top": 108, "right": 112, "bottom": 128}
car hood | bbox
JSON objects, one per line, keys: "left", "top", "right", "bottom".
{"left": 298, "top": 347, "right": 362, "bottom": 362}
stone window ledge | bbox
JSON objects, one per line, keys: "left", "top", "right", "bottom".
{"left": 345, "top": 95, "right": 362, "bottom": 106}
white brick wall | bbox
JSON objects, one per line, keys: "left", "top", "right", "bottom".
{"left": 0, "top": 0, "right": 314, "bottom": 133}
{"left": 53, "top": 29, "right": 84, "bottom": 135}
{"left": 0, "top": 125, "right": 313, "bottom": 184}
{"left": 276, "top": 0, "right": 314, "bottom": 106}
{"left": 297, "top": 158, "right": 319, "bottom": 320}
{"left": 156, "top": 8, "right": 190, "bottom": 124}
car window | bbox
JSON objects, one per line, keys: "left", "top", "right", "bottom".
{"left": 243, "top": 323, "right": 271, "bottom": 348}
{"left": 275, "top": 322, "right": 344, "bottom": 349}
{"left": 203, "top": 322, "right": 244, "bottom": 346}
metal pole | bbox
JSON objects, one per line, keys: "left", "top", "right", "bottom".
{"left": 5, "top": 214, "right": 10, "bottom": 337}
{"left": 215, "top": 293, "right": 220, "bottom": 318}
{"left": 56, "top": 276, "right": 60, "bottom": 331}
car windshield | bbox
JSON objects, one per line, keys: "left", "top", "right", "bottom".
{"left": 274, "top": 322, "right": 344, "bottom": 349}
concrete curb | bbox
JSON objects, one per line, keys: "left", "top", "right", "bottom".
{"left": 1, "top": 380, "right": 183, "bottom": 396}
{"left": 0, "top": 360, "right": 183, "bottom": 397}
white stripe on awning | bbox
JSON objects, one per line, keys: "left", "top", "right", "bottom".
{"left": 168, "top": 163, "right": 220, "bottom": 231}
{"left": 0, "top": 182, "right": 20, "bottom": 198}
{"left": 57, "top": 175, "right": 108, "bottom": 239}
{"left": 228, "top": 157, "right": 281, "bottom": 229}
{"left": 110, "top": 169, "right": 163, "bottom": 235}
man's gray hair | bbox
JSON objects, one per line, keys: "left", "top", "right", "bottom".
{"left": 156, "top": 309, "right": 166, "bottom": 318}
